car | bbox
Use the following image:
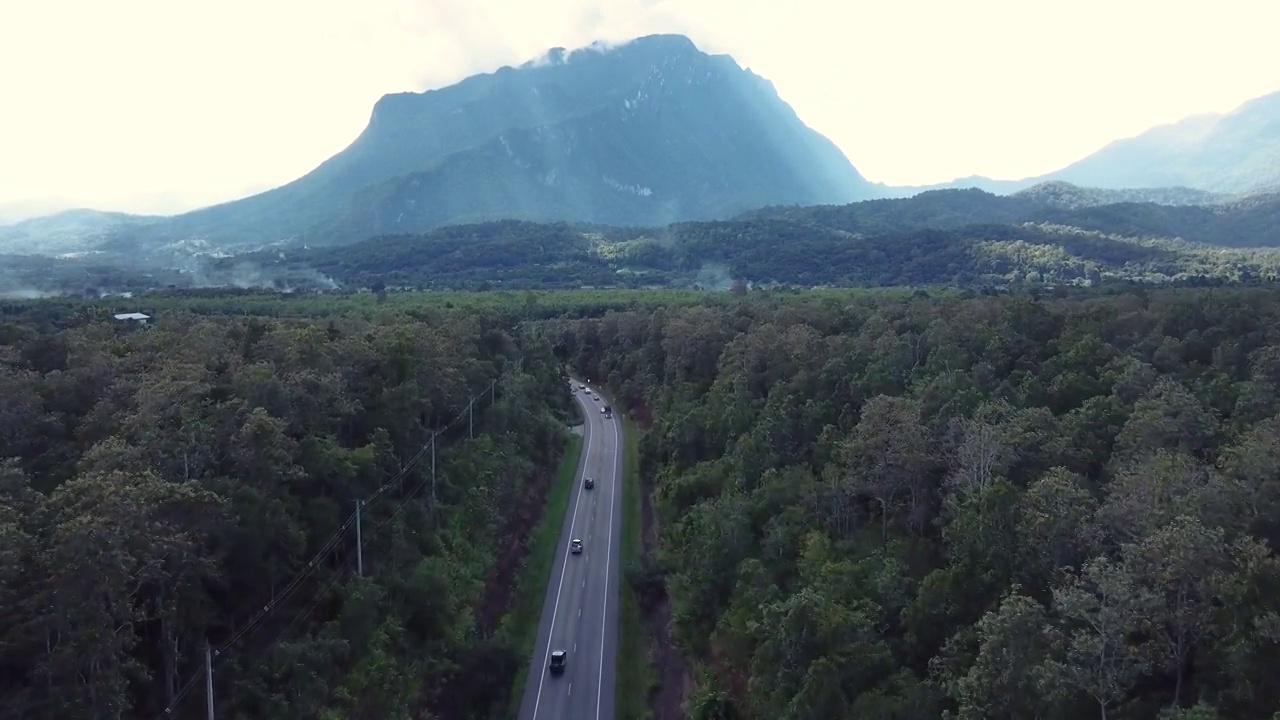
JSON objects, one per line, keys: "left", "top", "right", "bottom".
{"left": 570, "top": 538, "right": 583, "bottom": 554}
{"left": 592, "top": 394, "right": 600, "bottom": 401}
{"left": 578, "top": 383, "right": 586, "bottom": 390}
{"left": 584, "top": 477, "right": 595, "bottom": 489}
{"left": 549, "top": 649, "right": 566, "bottom": 675}
{"left": 600, "top": 406, "right": 606, "bottom": 414}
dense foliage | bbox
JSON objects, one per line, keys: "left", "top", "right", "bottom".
{"left": 0, "top": 301, "right": 574, "bottom": 719}
{"left": 553, "top": 287, "right": 1280, "bottom": 719}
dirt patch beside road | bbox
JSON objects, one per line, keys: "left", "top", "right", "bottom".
{"left": 476, "top": 466, "right": 553, "bottom": 637}
{"left": 629, "top": 396, "right": 688, "bottom": 720}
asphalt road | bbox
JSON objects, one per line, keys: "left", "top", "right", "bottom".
{"left": 516, "top": 379, "right": 624, "bottom": 720}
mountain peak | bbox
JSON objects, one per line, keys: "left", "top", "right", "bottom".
{"left": 54, "top": 33, "right": 873, "bottom": 252}
{"left": 1046, "top": 87, "right": 1280, "bottom": 194}
{"left": 611, "top": 33, "right": 701, "bottom": 56}
{"left": 517, "top": 33, "right": 701, "bottom": 71}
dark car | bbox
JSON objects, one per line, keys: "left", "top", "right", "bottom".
{"left": 584, "top": 477, "right": 595, "bottom": 489}
{"left": 549, "top": 650, "right": 566, "bottom": 675}
{"left": 570, "top": 538, "right": 583, "bottom": 554}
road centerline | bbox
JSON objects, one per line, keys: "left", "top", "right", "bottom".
{"left": 529, "top": 393, "right": 594, "bottom": 720}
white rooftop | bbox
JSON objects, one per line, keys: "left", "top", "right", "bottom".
{"left": 113, "top": 313, "right": 150, "bottom": 321}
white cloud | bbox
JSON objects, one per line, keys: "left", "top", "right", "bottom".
{"left": 0, "top": 0, "right": 1277, "bottom": 216}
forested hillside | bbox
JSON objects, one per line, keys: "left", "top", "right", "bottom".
{"left": 224, "top": 215, "right": 1280, "bottom": 292}
{"left": 0, "top": 301, "right": 573, "bottom": 719}
{"left": 7, "top": 188, "right": 1280, "bottom": 298}
{"left": 552, "top": 287, "right": 1280, "bottom": 719}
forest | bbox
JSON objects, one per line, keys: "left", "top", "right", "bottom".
{"left": 0, "top": 298, "right": 575, "bottom": 719}
{"left": 214, "top": 186, "right": 1280, "bottom": 291}
{"left": 549, "top": 285, "right": 1280, "bottom": 720}
{"left": 6, "top": 187, "right": 1280, "bottom": 298}
{"left": 7, "top": 282, "right": 1280, "bottom": 720}
{"left": 221, "top": 217, "right": 1280, "bottom": 292}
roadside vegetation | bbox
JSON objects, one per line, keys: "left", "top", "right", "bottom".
{"left": 615, "top": 412, "right": 659, "bottom": 720}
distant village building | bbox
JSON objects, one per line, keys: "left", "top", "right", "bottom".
{"left": 113, "top": 312, "right": 150, "bottom": 324}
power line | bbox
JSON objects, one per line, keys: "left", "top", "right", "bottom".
{"left": 155, "top": 377, "right": 508, "bottom": 719}
{"left": 214, "top": 511, "right": 357, "bottom": 656}
{"left": 214, "top": 391, "right": 483, "bottom": 657}
{"left": 275, "top": 556, "right": 356, "bottom": 645}
{"left": 160, "top": 667, "right": 203, "bottom": 716}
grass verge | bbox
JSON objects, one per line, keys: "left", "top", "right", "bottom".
{"left": 502, "top": 427, "right": 584, "bottom": 718}
{"left": 617, "top": 414, "right": 658, "bottom": 720}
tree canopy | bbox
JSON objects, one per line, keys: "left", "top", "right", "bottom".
{"left": 0, "top": 301, "right": 574, "bottom": 719}
{"left": 553, "top": 285, "right": 1280, "bottom": 719}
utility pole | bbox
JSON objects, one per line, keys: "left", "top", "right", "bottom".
{"left": 430, "top": 433, "right": 437, "bottom": 510}
{"left": 204, "top": 641, "right": 214, "bottom": 720}
{"left": 490, "top": 379, "right": 496, "bottom": 404}
{"left": 468, "top": 395, "right": 474, "bottom": 440}
{"left": 355, "top": 499, "right": 363, "bottom": 578}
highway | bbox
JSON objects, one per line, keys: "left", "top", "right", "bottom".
{"left": 516, "top": 379, "right": 623, "bottom": 720}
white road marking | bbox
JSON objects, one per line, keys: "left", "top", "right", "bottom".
{"left": 595, "top": 414, "right": 620, "bottom": 720}
{"left": 530, "top": 394, "right": 594, "bottom": 720}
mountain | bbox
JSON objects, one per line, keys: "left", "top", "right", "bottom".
{"left": 1048, "top": 91, "right": 1280, "bottom": 194}
{"left": 5, "top": 34, "right": 875, "bottom": 257}
{"left": 0, "top": 198, "right": 82, "bottom": 225}
{"left": 10, "top": 43, "right": 1278, "bottom": 260}
{"left": 738, "top": 186, "right": 1280, "bottom": 249}
{"left": 893, "top": 90, "right": 1280, "bottom": 198}
{"left": 0, "top": 209, "right": 154, "bottom": 256}
{"left": 1009, "top": 181, "right": 1227, "bottom": 209}
{"left": 883, "top": 175, "right": 1029, "bottom": 197}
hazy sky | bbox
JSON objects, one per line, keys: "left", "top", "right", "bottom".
{"left": 1, "top": 0, "right": 1277, "bottom": 219}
